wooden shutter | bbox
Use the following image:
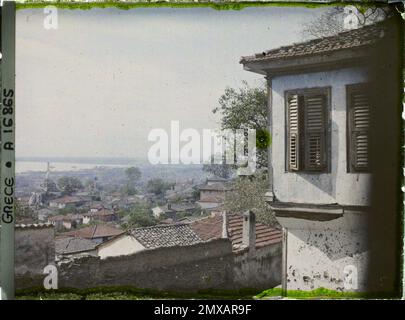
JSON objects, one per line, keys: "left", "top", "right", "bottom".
{"left": 287, "top": 94, "right": 300, "bottom": 171}
{"left": 304, "top": 94, "right": 327, "bottom": 171}
{"left": 349, "top": 90, "right": 370, "bottom": 171}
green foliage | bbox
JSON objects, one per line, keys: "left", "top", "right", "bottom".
{"left": 123, "top": 204, "right": 155, "bottom": 228}
{"left": 125, "top": 167, "right": 142, "bottom": 182}
{"left": 256, "top": 128, "right": 271, "bottom": 150}
{"left": 121, "top": 167, "right": 142, "bottom": 195}
{"left": 146, "top": 178, "right": 171, "bottom": 196}
{"left": 213, "top": 81, "right": 268, "bottom": 168}
{"left": 17, "top": 293, "right": 83, "bottom": 300}
{"left": 224, "top": 173, "right": 279, "bottom": 227}
{"left": 16, "top": 286, "right": 257, "bottom": 300}
{"left": 57, "top": 176, "right": 83, "bottom": 195}
{"left": 120, "top": 184, "right": 137, "bottom": 196}
{"left": 254, "top": 287, "right": 394, "bottom": 299}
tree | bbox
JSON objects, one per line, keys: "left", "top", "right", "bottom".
{"left": 57, "top": 176, "right": 83, "bottom": 195}
{"left": 122, "top": 167, "right": 141, "bottom": 195}
{"left": 146, "top": 178, "right": 171, "bottom": 196}
{"left": 301, "top": 5, "right": 393, "bottom": 39}
{"left": 125, "top": 204, "right": 155, "bottom": 228}
{"left": 15, "top": 199, "right": 35, "bottom": 223}
{"left": 125, "top": 167, "right": 141, "bottom": 182}
{"left": 224, "top": 173, "right": 279, "bottom": 228}
{"left": 212, "top": 81, "right": 269, "bottom": 169}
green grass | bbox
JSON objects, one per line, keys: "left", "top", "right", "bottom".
{"left": 255, "top": 287, "right": 396, "bottom": 299}
{"left": 15, "top": 286, "right": 259, "bottom": 300}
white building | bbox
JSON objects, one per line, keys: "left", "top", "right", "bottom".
{"left": 240, "top": 21, "right": 400, "bottom": 293}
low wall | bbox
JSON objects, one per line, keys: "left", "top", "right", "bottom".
{"left": 58, "top": 238, "right": 282, "bottom": 292}
{"left": 59, "top": 239, "right": 235, "bottom": 291}
{"left": 233, "top": 243, "right": 282, "bottom": 290}
{"left": 2, "top": 225, "right": 55, "bottom": 289}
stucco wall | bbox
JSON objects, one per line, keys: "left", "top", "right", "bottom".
{"left": 271, "top": 67, "right": 371, "bottom": 206}
{"left": 97, "top": 234, "right": 145, "bottom": 259}
{"left": 278, "top": 212, "right": 370, "bottom": 292}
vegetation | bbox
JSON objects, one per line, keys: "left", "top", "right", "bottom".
{"left": 15, "top": 286, "right": 258, "bottom": 300}
{"left": 57, "top": 176, "right": 84, "bottom": 195}
{"left": 146, "top": 178, "right": 172, "bottom": 196}
{"left": 121, "top": 203, "right": 155, "bottom": 229}
{"left": 224, "top": 173, "right": 279, "bottom": 227}
{"left": 121, "top": 167, "right": 142, "bottom": 195}
{"left": 212, "top": 81, "right": 269, "bottom": 169}
{"left": 15, "top": 199, "right": 35, "bottom": 222}
{"left": 301, "top": 4, "right": 393, "bottom": 39}
{"left": 254, "top": 287, "right": 394, "bottom": 299}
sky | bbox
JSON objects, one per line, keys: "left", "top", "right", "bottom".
{"left": 16, "top": 6, "right": 327, "bottom": 160}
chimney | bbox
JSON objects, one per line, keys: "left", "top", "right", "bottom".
{"left": 221, "top": 211, "right": 228, "bottom": 239}
{"left": 242, "top": 210, "right": 256, "bottom": 251}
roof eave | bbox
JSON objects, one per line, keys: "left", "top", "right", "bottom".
{"left": 241, "top": 47, "right": 372, "bottom": 77}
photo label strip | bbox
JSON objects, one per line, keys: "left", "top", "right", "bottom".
{"left": 0, "top": 0, "right": 15, "bottom": 301}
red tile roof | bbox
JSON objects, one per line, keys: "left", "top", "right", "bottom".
{"left": 59, "top": 224, "right": 124, "bottom": 239}
{"left": 190, "top": 213, "right": 282, "bottom": 251}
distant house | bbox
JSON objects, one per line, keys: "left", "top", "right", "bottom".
{"left": 89, "top": 209, "right": 117, "bottom": 223}
{"left": 197, "top": 178, "right": 232, "bottom": 210}
{"left": 89, "top": 202, "right": 104, "bottom": 213}
{"left": 97, "top": 223, "right": 203, "bottom": 259}
{"left": 152, "top": 203, "right": 198, "bottom": 220}
{"left": 49, "top": 196, "right": 87, "bottom": 209}
{"left": 55, "top": 237, "right": 98, "bottom": 260}
{"left": 48, "top": 214, "right": 84, "bottom": 231}
{"left": 60, "top": 224, "right": 124, "bottom": 244}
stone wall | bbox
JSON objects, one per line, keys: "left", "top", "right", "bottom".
{"left": 233, "top": 243, "right": 282, "bottom": 290}
{"left": 58, "top": 238, "right": 281, "bottom": 292}
{"left": 1, "top": 225, "right": 55, "bottom": 289}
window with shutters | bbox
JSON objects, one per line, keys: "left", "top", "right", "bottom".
{"left": 286, "top": 88, "right": 330, "bottom": 172}
{"left": 347, "top": 84, "right": 371, "bottom": 173}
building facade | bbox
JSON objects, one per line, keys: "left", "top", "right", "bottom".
{"left": 240, "top": 20, "right": 401, "bottom": 293}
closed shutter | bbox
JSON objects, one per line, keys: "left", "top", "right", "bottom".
{"left": 287, "top": 94, "right": 300, "bottom": 171}
{"left": 350, "top": 90, "right": 370, "bottom": 171}
{"left": 304, "top": 94, "right": 327, "bottom": 171}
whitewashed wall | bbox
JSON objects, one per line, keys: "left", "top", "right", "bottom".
{"left": 271, "top": 67, "right": 371, "bottom": 206}
{"left": 278, "top": 213, "right": 369, "bottom": 292}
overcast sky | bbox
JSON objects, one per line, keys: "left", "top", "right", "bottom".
{"left": 16, "top": 7, "right": 327, "bottom": 160}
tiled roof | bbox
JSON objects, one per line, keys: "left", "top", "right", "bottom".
{"left": 131, "top": 224, "right": 203, "bottom": 249}
{"left": 197, "top": 196, "right": 224, "bottom": 203}
{"left": 227, "top": 214, "right": 282, "bottom": 250}
{"left": 90, "top": 209, "right": 115, "bottom": 216}
{"left": 190, "top": 213, "right": 282, "bottom": 251}
{"left": 48, "top": 214, "right": 83, "bottom": 222}
{"left": 60, "top": 224, "right": 124, "bottom": 239}
{"left": 198, "top": 182, "right": 231, "bottom": 191}
{"left": 51, "top": 196, "right": 84, "bottom": 204}
{"left": 240, "top": 22, "right": 385, "bottom": 64}
{"left": 55, "top": 237, "right": 98, "bottom": 255}
{"left": 189, "top": 214, "right": 223, "bottom": 241}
